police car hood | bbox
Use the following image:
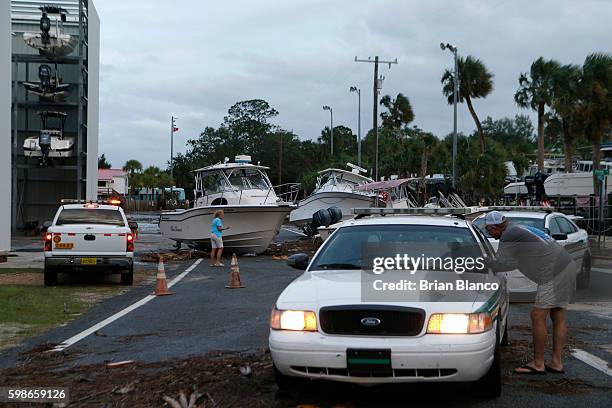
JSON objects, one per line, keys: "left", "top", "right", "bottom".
{"left": 276, "top": 269, "right": 498, "bottom": 313}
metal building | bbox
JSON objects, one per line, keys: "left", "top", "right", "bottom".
{"left": 10, "top": 0, "right": 99, "bottom": 231}
{"left": 1, "top": 1, "right": 11, "bottom": 254}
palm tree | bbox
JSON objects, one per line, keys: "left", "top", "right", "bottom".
{"left": 380, "top": 93, "right": 415, "bottom": 133}
{"left": 550, "top": 64, "right": 581, "bottom": 173}
{"left": 442, "top": 56, "right": 494, "bottom": 154}
{"left": 574, "top": 53, "right": 612, "bottom": 195}
{"left": 122, "top": 159, "right": 143, "bottom": 196}
{"left": 514, "top": 57, "right": 560, "bottom": 171}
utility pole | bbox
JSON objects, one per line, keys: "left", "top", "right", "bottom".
{"left": 278, "top": 131, "right": 283, "bottom": 185}
{"left": 355, "top": 56, "right": 398, "bottom": 181}
{"left": 170, "top": 116, "right": 177, "bottom": 195}
{"left": 350, "top": 86, "right": 362, "bottom": 166}
{"left": 440, "top": 43, "right": 459, "bottom": 189}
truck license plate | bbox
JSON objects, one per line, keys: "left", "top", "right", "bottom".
{"left": 55, "top": 243, "right": 73, "bottom": 249}
{"left": 81, "top": 258, "right": 97, "bottom": 265}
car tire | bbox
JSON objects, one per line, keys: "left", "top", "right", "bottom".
{"left": 44, "top": 266, "right": 58, "bottom": 286}
{"left": 577, "top": 257, "right": 590, "bottom": 290}
{"left": 475, "top": 328, "right": 502, "bottom": 398}
{"left": 121, "top": 265, "right": 134, "bottom": 286}
{"left": 273, "top": 365, "right": 302, "bottom": 392}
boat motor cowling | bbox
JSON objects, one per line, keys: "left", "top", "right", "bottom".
{"left": 39, "top": 131, "right": 51, "bottom": 164}
{"left": 40, "top": 12, "right": 51, "bottom": 44}
{"left": 38, "top": 64, "right": 52, "bottom": 91}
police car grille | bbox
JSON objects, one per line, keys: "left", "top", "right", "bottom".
{"left": 319, "top": 305, "right": 425, "bottom": 336}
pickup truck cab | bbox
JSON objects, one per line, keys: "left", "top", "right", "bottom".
{"left": 44, "top": 202, "right": 134, "bottom": 286}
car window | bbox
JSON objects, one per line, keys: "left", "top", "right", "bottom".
{"left": 56, "top": 209, "right": 126, "bottom": 226}
{"left": 473, "top": 216, "right": 545, "bottom": 238}
{"left": 556, "top": 217, "right": 576, "bottom": 234}
{"left": 310, "top": 224, "right": 481, "bottom": 271}
{"left": 472, "top": 226, "right": 495, "bottom": 258}
{"left": 547, "top": 217, "right": 562, "bottom": 235}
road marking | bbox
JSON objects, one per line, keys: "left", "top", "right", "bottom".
{"left": 571, "top": 348, "right": 612, "bottom": 376}
{"left": 591, "top": 267, "right": 612, "bottom": 275}
{"left": 51, "top": 258, "right": 203, "bottom": 352}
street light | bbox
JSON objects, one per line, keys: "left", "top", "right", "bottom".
{"left": 349, "top": 86, "right": 362, "bottom": 167}
{"left": 440, "top": 42, "right": 459, "bottom": 190}
{"left": 323, "top": 105, "right": 333, "bottom": 156}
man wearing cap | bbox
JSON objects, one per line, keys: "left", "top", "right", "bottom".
{"left": 484, "top": 211, "right": 577, "bottom": 375}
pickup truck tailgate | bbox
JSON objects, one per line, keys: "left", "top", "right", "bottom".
{"left": 50, "top": 225, "right": 130, "bottom": 255}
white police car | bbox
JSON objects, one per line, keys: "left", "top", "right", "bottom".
{"left": 269, "top": 208, "right": 509, "bottom": 397}
{"left": 473, "top": 208, "right": 591, "bottom": 292}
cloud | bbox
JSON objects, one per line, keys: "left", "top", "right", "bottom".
{"left": 95, "top": 0, "right": 612, "bottom": 169}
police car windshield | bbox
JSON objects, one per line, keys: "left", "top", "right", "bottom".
{"left": 310, "top": 224, "right": 481, "bottom": 271}
{"left": 473, "top": 216, "right": 545, "bottom": 238}
{"left": 56, "top": 209, "right": 125, "bottom": 226}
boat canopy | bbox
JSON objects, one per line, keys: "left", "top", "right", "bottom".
{"left": 355, "top": 178, "right": 414, "bottom": 191}
{"left": 317, "top": 168, "right": 373, "bottom": 184}
{"left": 192, "top": 162, "right": 270, "bottom": 174}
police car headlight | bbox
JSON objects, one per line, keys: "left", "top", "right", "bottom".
{"left": 270, "top": 307, "right": 317, "bottom": 331}
{"left": 427, "top": 313, "right": 492, "bottom": 334}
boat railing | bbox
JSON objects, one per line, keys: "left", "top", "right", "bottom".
{"left": 272, "top": 183, "right": 301, "bottom": 204}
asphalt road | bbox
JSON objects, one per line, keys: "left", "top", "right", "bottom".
{"left": 0, "top": 255, "right": 611, "bottom": 407}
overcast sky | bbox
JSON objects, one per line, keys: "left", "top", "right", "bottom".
{"left": 96, "top": 0, "right": 612, "bottom": 169}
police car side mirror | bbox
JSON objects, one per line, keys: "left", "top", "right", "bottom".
{"left": 287, "top": 253, "right": 309, "bottom": 270}
{"left": 551, "top": 233, "right": 568, "bottom": 241}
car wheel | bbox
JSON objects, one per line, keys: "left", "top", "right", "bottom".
{"left": 120, "top": 265, "right": 134, "bottom": 286}
{"left": 273, "top": 365, "right": 302, "bottom": 392}
{"left": 475, "top": 328, "right": 502, "bottom": 398}
{"left": 44, "top": 266, "right": 58, "bottom": 286}
{"left": 577, "top": 257, "right": 590, "bottom": 290}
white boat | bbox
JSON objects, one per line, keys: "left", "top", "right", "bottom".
{"left": 288, "top": 164, "right": 376, "bottom": 226}
{"left": 355, "top": 177, "right": 417, "bottom": 208}
{"left": 544, "top": 145, "right": 612, "bottom": 197}
{"left": 159, "top": 156, "right": 298, "bottom": 255}
{"left": 23, "top": 111, "right": 73, "bottom": 165}
{"left": 23, "top": 6, "right": 77, "bottom": 58}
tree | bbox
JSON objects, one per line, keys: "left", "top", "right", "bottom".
{"left": 98, "top": 154, "right": 111, "bottom": 169}
{"left": 574, "top": 53, "right": 612, "bottom": 195}
{"left": 514, "top": 57, "right": 560, "bottom": 171}
{"left": 380, "top": 93, "right": 415, "bottom": 133}
{"left": 122, "top": 159, "right": 143, "bottom": 196}
{"left": 550, "top": 64, "right": 582, "bottom": 172}
{"left": 442, "top": 56, "right": 494, "bottom": 154}
{"left": 223, "top": 99, "right": 279, "bottom": 155}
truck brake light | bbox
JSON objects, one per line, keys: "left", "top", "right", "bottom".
{"left": 44, "top": 233, "right": 52, "bottom": 251}
{"left": 126, "top": 233, "right": 134, "bottom": 252}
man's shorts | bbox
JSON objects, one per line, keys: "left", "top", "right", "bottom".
{"left": 210, "top": 234, "right": 223, "bottom": 249}
{"left": 535, "top": 262, "right": 577, "bottom": 309}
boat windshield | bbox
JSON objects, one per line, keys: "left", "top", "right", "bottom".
{"left": 199, "top": 172, "right": 232, "bottom": 194}
{"left": 224, "top": 168, "right": 271, "bottom": 191}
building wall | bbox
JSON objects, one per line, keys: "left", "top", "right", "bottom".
{"left": 86, "top": 1, "right": 100, "bottom": 200}
{"left": 0, "top": 1, "right": 11, "bottom": 252}
{"left": 10, "top": 0, "right": 99, "bottom": 228}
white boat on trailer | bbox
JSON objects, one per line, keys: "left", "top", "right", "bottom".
{"left": 289, "top": 163, "right": 376, "bottom": 226}
{"left": 159, "top": 156, "right": 298, "bottom": 255}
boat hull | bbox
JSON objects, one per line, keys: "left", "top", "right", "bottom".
{"left": 544, "top": 172, "right": 612, "bottom": 197}
{"left": 159, "top": 205, "right": 294, "bottom": 254}
{"left": 23, "top": 33, "right": 77, "bottom": 58}
{"left": 289, "top": 191, "right": 376, "bottom": 226}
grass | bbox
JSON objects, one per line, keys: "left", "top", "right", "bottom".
{"left": 0, "top": 268, "right": 43, "bottom": 275}
{"left": 0, "top": 285, "right": 122, "bottom": 349}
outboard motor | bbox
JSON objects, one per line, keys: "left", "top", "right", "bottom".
{"left": 40, "top": 11, "right": 51, "bottom": 45}
{"left": 327, "top": 207, "right": 342, "bottom": 224}
{"left": 39, "top": 130, "right": 51, "bottom": 166}
{"left": 38, "top": 64, "right": 52, "bottom": 92}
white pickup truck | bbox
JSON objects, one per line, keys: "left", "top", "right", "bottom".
{"left": 44, "top": 202, "right": 135, "bottom": 286}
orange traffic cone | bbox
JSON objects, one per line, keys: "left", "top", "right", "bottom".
{"left": 154, "top": 256, "right": 173, "bottom": 296}
{"left": 226, "top": 253, "right": 245, "bottom": 289}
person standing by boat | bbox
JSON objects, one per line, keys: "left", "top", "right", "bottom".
{"left": 210, "top": 210, "right": 230, "bottom": 267}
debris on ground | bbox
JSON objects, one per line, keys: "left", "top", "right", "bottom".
{"left": 140, "top": 250, "right": 209, "bottom": 263}
{"left": 265, "top": 239, "right": 316, "bottom": 256}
